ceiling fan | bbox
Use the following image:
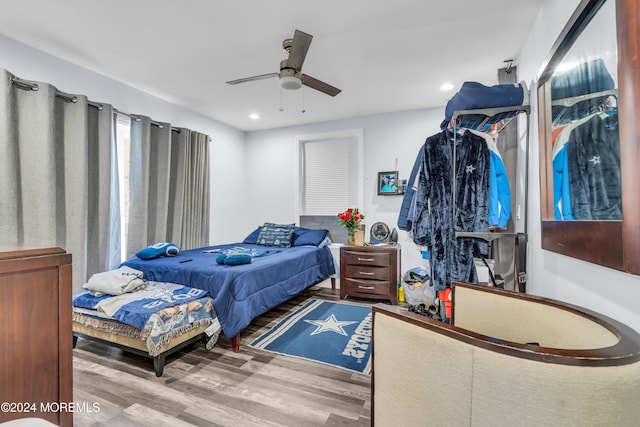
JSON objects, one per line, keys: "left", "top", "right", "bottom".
{"left": 225, "top": 29, "right": 342, "bottom": 97}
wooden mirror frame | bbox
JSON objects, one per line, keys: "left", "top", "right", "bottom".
{"left": 537, "top": 0, "right": 640, "bottom": 274}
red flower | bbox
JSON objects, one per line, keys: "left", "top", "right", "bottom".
{"left": 337, "top": 207, "right": 365, "bottom": 232}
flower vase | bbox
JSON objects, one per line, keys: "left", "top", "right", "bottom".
{"left": 347, "top": 228, "right": 356, "bottom": 246}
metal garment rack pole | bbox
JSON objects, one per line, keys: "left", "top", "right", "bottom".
{"left": 551, "top": 88, "right": 617, "bottom": 125}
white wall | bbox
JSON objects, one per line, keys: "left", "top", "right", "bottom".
{"left": 0, "top": 33, "right": 246, "bottom": 245}
{"left": 245, "top": 108, "right": 444, "bottom": 270}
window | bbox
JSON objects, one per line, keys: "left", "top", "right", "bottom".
{"left": 296, "top": 129, "right": 363, "bottom": 240}
{"left": 115, "top": 113, "right": 131, "bottom": 262}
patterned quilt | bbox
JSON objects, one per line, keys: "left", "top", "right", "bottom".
{"left": 72, "top": 282, "right": 221, "bottom": 356}
{"left": 73, "top": 281, "right": 208, "bottom": 329}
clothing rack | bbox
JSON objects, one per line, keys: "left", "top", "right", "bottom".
{"left": 551, "top": 88, "right": 617, "bottom": 108}
{"left": 451, "top": 104, "right": 531, "bottom": 132}
{"left": 551, "top": 88, "right": 617, "bottom": 125}
{"left": 451, "top": 103, "right": 531, "bottom": 292}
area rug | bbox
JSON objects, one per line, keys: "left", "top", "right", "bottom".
{"left": 249, "top": 299, "right": 372, "bottom": 375}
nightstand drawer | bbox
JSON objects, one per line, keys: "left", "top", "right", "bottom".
{"left": 339, "top": 245, "right": 400, "bottom": 304}
{"left": 342, "top": 250, "right": 391, "bottom": 267}
{"left": 343, "top": 278, "right": 391, "bottom": 297}
{"left": 344, "top": 265, "right": 391, "bottom": 281}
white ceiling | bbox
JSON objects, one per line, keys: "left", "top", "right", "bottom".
{"left": 0, "top": 0, "right": 543, "bottom": 132}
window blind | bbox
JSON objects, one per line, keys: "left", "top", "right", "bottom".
{"left": 301, "top": 136, "right": 360, "bottom": 215}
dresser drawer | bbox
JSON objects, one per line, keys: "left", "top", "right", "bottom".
{"left": 343, "top": 277, "right": 391, "bottom": 297}
{"left": 344, "top": 265, "right": 391, "bottom": 281}
{"left": 339, "top": 245, "right": 400, "bottom": 304}
{"left": 342, "top": 249, "right": 391, "bottom": 267}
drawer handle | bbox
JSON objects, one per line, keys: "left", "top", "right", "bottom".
{"left": 358, "top": 271, "right": 375, "bottom": 276}
{"left": 357, "top": 257, "right": 375, "bottom": 261}
{"left": 358, "top": 285, "right": 375, "bottom": 290}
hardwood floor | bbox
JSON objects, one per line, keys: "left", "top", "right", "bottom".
{"left": 72, "top": 284, "right": 373, "bottom": 426}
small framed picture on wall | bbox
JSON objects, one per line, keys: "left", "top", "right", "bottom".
{"left": 378, "top": 171, "right": 398, "bottom": 195}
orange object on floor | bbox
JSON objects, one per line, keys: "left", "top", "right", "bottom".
{"left": 439, "top": 288, "right": 452, "bottom": 319}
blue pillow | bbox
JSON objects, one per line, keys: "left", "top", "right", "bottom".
{"left": 216, "top": 253, "right": 252, "bottom": 265}
{"left": 242, "top": 226, "right": 262, "bottom": 244}
{"left": 257, "top": 222, "right": 295, "bottom": 247}
{"left": 292, "top": 227, "right": 329, "bottom": 246}
{"left": 136, "top": 242, "right": 180, "bottom": 260}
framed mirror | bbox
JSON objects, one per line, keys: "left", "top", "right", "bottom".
{"left": 537, "top": 0, "right": 640, "bottom": 274}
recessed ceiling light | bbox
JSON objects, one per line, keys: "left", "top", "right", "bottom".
{"left": 440, "top": 83, "right": 454, "bottom": 91}
{"left": 249, "top": 113, "right": 260, "bottom": 120}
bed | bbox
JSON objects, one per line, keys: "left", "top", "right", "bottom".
{"left": 72, "top": 281, "right": 222, "bottom": 376}
{"left": 121, "top": 226, "right": 336, "bottom": 352}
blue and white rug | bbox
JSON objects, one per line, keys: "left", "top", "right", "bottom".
{"left": 249, "top": 299, "right": 372, "bottom": 375}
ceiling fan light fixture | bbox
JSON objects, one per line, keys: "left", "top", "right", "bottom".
{"left": 280, "top": 75, "right": 302, "bottom": 90}
{"left": 227, "top": 30, "right": 341, "bottom": 96}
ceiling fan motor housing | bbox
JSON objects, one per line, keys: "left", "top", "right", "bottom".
{"left": 282, "top": 38, "right": 294, "bottom": 53}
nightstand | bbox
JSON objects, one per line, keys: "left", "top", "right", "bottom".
{"left": 340, "top": 245, "right": 400, "bottom": 304}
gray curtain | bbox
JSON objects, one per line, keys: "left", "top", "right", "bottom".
{"left": 0, "top": 68, "right": 121, "bottom": 293}
{"left": 126, "top": 117, "right": 210, "bottom": 258}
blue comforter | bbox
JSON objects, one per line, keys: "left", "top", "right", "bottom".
{"left": 122, "top": 243, "right": 335, "bottom": 339}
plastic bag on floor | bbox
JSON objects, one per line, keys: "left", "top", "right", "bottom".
{"left": 403, "top": 267, "right": 436, "bottom": 306}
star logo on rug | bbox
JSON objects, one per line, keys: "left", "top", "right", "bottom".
{"left": 304, "top": 314, "right": 357, "bottom": 336}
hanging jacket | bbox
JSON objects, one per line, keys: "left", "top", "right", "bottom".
{"left": 552, "top": 121, "right": 578, "bottom": 220}
{"left": 397, "top": 147, "right": 424, "bottom": 231}
{"left": 553, "top": 143, "right": 574, "bottom": 220}
{"left": 567, "top": 114, "right": 621, "bottom": 220}
{"left": 467, "top": 129, "right": 511, "bottom": 229}
{"left": 552, "top": 112, "right": 619, "bottom": 220}
{"left": 412, "top": 130, "right": 490, "bottom": 291}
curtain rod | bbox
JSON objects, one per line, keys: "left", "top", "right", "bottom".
{"left": 11, "top": 75, "right": 80, "bottom": 104}
{"left": 114, "top": 110, "right": 180, "bottom": 133}
{"left": 11, "top": 75, "right": 180, "bottom": 133}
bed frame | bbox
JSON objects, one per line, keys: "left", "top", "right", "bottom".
{"left": 72, "top": 321, "right": 210, "bottom": 377}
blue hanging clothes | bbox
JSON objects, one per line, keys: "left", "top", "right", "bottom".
{"left": 552, "top": 111, "right": 619, "bottom": 220}
{"left": 567, "top": 114, "right": 621, "bottom": 220}
{"left": 412, "top": 130, "right": 490, "bottom": 291}
{"left": 442, "top": 81, "right": 527, "bottom": 130}
{"left": 467, "top": 129, "right": 511, "bottom": 230}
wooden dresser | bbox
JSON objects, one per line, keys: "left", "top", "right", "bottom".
{"left": 0, "top": 245, "right": 73, "bottom": 426}
{"left": 340, "top": 245, "right": 400, "bottom": 304}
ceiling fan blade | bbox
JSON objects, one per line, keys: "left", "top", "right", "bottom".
{"left": 301, "top": 74, "right": 342, "bottom": 97}
{"left": 287, "top": 30, "right": 313, "bottom": 71}
{"left": 226, "top": 73, "right": 279, "bottom": 85}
